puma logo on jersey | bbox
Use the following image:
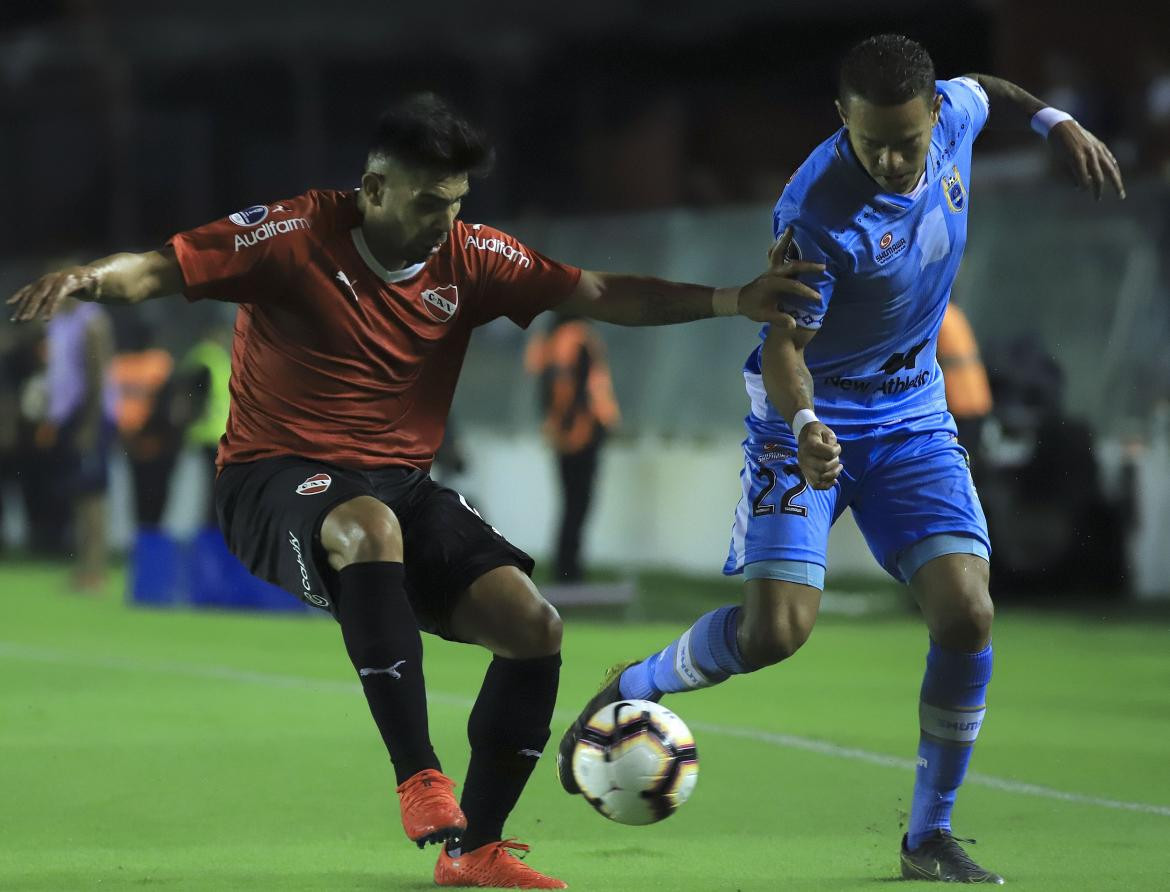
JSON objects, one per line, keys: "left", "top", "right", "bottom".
{"left": 336, "top": 270, "right": 359, "bottom": 303}
{"left": 359, "top": 660, "right": 407, "bottom": 679}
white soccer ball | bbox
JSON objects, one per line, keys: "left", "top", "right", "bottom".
{"left": 571, "top": 699, "right": 699, "bottom": 825}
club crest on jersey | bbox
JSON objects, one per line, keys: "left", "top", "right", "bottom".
{"left": 228, "top": 205, "right": 270, "bottom": 227}
{"left": 295, "top": 473, "right": 332, "bottom": 496}
{"left": 421, "top": 284, "right": 459, "bottom": 322}
{"left": 942, "top": 165, "right": 966, "bottom": 213}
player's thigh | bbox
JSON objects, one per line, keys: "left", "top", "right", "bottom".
{"left": 319, "top": 494, "right": 404, "bottom": 568}
{"left": 739, "top": 576, "right": 822, "bottom": 666}
{"left": 724, "top": 441, "right": 842, "bottom": 579}
{"left": 215, "top": 457, "right": 373, "bottom": 614}
{"left": 851, "top": 419, "right": 990, "bottom": 584}
{"left": 399, "top": 480, "right": 552, "bottom": 653}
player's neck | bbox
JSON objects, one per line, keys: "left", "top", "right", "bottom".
{"left": 358, "top": 222, "right": 411, "bottom": 272}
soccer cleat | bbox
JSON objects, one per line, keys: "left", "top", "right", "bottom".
{"left": 396, "top": 769, "right": 466, "bottom": 849}
{"left": 556, "top": 661, "right": 655, "bottom": 795}
{"left": 434, "top": 839, "right": 567, "bottom": 889}
{"left": 900, "top": 831, "right": 1004, "bottom": 884}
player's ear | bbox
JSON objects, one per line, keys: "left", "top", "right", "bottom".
{"left": 931, "top": 92, "right": 943, "bottom": 125}
{"left": 835, "top": 99, "right": 848, "bottom": 128}
{"left": 360, "top": 171, "right": 385, "bottom": 206}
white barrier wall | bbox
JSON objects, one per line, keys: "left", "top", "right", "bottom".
{"left": 435, "top": 428, "right": 881, "bottom": 579}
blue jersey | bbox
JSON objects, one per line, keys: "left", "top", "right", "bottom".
{"left": 744, "top": 77, "right": 990, "bottom": 435}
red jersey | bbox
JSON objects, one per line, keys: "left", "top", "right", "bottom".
{"left": 169, "top": 190, "right": 581, "bottom": 470}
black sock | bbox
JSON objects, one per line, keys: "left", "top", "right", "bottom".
{"left": 457, "top": 652, "right": 561, "bottom": 852}
{"left": 336, "top": 561, "right": 439, "bottom": 785}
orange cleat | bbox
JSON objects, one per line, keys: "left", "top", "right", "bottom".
{"left": 434, "top": 839, "right": 568, "bottom": 889}
{"left": 396, "top": 769, "right": 467, "bottom": 849}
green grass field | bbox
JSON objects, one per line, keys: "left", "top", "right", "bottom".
{"left": 2, "top": 561, "right": 1168, "bottom": 891}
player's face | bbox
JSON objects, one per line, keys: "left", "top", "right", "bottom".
{"left": 837, "top": 93, "right": 942, "bottom": 194}
{"left": 362, "top": 161, "right": 469, "bottom": 266}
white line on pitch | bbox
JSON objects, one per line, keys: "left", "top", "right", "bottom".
{"left": 2, "top": 640, "right": 1168, "bottom": 819}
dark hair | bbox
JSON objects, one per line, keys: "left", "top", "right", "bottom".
{"left": 838, "top": 34, "right": 936, "bottom": 107}
{"left": 368, "top": 92, "right": 495, "bottom": 175}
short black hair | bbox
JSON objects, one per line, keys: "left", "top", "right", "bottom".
{"left": 838, "top": 34, "right": 936, "bottom": 107}
{"left": 368, "top": 93, "right": 495, "bottom": 176}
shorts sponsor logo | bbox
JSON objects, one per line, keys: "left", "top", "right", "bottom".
{"left": 296, "top": 473, "right": 331, "bottom": 496}
{"left": 229, "top": 205, "right": 270, "bottom": 227}
{"left": 288, "top": 530, "right": 330, "bottom": 608}
{"left": 758, "top": 443, "right": 795, "bottom": 464}
{"left": 421, "top": 284, "right": 459, "bottom": 322}
{"left": 463, "top": 233, "right": 532, "bottom": 268}
{"left": 233, "top": 217, "right": 309, "bottom": 252}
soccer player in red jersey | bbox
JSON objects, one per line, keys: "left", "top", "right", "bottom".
{"left": 8, "top": 94, "right": 822, "bottom": 889}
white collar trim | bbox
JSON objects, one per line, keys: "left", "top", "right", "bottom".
{"left": 350, "top": 227, "right": 426, "bottom": 283}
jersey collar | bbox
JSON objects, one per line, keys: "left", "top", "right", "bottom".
{"left": 350, "top": 227, "right": 426, "bottom": 284}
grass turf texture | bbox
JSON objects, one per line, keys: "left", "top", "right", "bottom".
{"left": 1, "top": 560, "right": 1167, "bottom": 891}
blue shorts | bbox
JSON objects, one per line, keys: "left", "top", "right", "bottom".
{"left": 724, "top": 411, "right": 990, "bottom": 587}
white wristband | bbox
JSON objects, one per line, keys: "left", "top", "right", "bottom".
{"left": 712, "top": 287, "right": 739, "bottom": 317}
{"left": 1030, "top": 107, "right": 1074, "bottom": 138}
{"left": 791, "top": 408, "right": 818, "bottom": 440}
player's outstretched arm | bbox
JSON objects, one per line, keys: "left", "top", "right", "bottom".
{"left": 965, "top": 73, "right": 1125, "bottom": 200}
{"left": 760, "top": 324, "right": 842, "bottom": 490}
{"left": 7, "top": 248, "right": 183, "bottom": 322}
{"left": 556, "top": 228, "right": 824, "bottom": 327}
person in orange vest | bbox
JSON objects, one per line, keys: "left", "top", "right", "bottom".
{"left": 937, "top": 302, "right": 993, "bottom": 474}
{"left": 525, "top": 313, "right": 620, "bottom": 582}
{"left": 108, "top": 331, "right": 180, "bottom": 603}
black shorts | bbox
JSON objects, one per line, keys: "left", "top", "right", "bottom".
{"left": 214, "top": 456, "right": 535, "bottom": 639}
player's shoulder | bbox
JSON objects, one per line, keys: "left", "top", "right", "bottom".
{"left": 775, "top": 131, "right": 867, "bottom": 254}
{"left": 935, "top": 77, "right": 989, "bottom": 142}
{"left": 454, "top": 220, "right": 535, "bottom": 269}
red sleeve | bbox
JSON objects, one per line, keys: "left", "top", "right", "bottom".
{"left": 463, "top": 224, "right": 582, "bottom": 328}
{"left": 167, "top": 193, "right": 321, "bottom": 304}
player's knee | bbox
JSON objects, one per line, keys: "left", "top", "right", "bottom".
{"left": 740, "top": 601, "right": 816, "bottom": 667}
{"left": 321, "top": 496, "right": 403, "bottom": 569}
{"left": 931, "top": 589, "right": 995, "bottom": 652}
{"left": 521, "top": 597, "right": 563, "bottom": 657}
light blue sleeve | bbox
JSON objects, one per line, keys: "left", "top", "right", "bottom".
{"left": 770, "top": 208, "right": 836, "bottom": 330}
{"left": 940, "top": 77, "right": 991, "bottom": 139}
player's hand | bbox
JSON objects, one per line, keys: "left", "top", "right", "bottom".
{"left": 797, "top": 421, "right": 842, "bottom": 490}
{"left": 736, "top": 228, "right": 825, "bottom": 328}
{"left": 1048, "top": 120, "right": 1126, "bottom": 200}
{"left": 7, "top": 267, "right": 98, "bottom": 322}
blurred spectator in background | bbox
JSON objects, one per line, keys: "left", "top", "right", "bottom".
{"left": 109, "top": 327, "right": 179, "bottom": 602}
{"left": 1137, "top": 50, "right": 1170, "bottom": 178}
{"left": 44, "top": 294, "right": 116, "bottom": 589}
{"left": 937, "top": 302, "right": 993, "bottom": 478}
{"left": 526, "top": 313, "right": 620, "bottom": 582}
{"left": 980, "top": 333, "right": 1125, "bottom": 596}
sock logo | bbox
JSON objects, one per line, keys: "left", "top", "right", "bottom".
{"left": 518, "top": 748, "right": 543, "bottom": 759}
{"left": 359, "top": 660, "right": 407, "bottom": 679}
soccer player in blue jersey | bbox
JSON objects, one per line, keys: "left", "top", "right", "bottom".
{"left": 557, "top": 34, "right": 1124, "bottom": 884}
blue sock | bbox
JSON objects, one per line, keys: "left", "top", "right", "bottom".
{"left": 906, "top": 640, "right": 993, "bottom": 850}
{"left": 619, "top": 606, "right": 753, "bottom": 699}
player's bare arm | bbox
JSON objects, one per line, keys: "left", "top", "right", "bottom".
{"left": 965, "top": 72, "right": 1125, "bottom": 200}
{"left": 557, "top": 228, "right": 823, "bottom": 327}
{"left": 7, "top": 248, "right": 183, "bottom": 322}
{"left": 760, "top": 323, "right": 842, "bottom": 490}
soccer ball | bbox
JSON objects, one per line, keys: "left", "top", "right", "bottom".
{"left": 570, "top": 699, "right": 699, "bottom": 825}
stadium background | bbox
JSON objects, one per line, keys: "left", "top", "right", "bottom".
{"left": 2, "top": 2, "right": 1168, "bottom": 890}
